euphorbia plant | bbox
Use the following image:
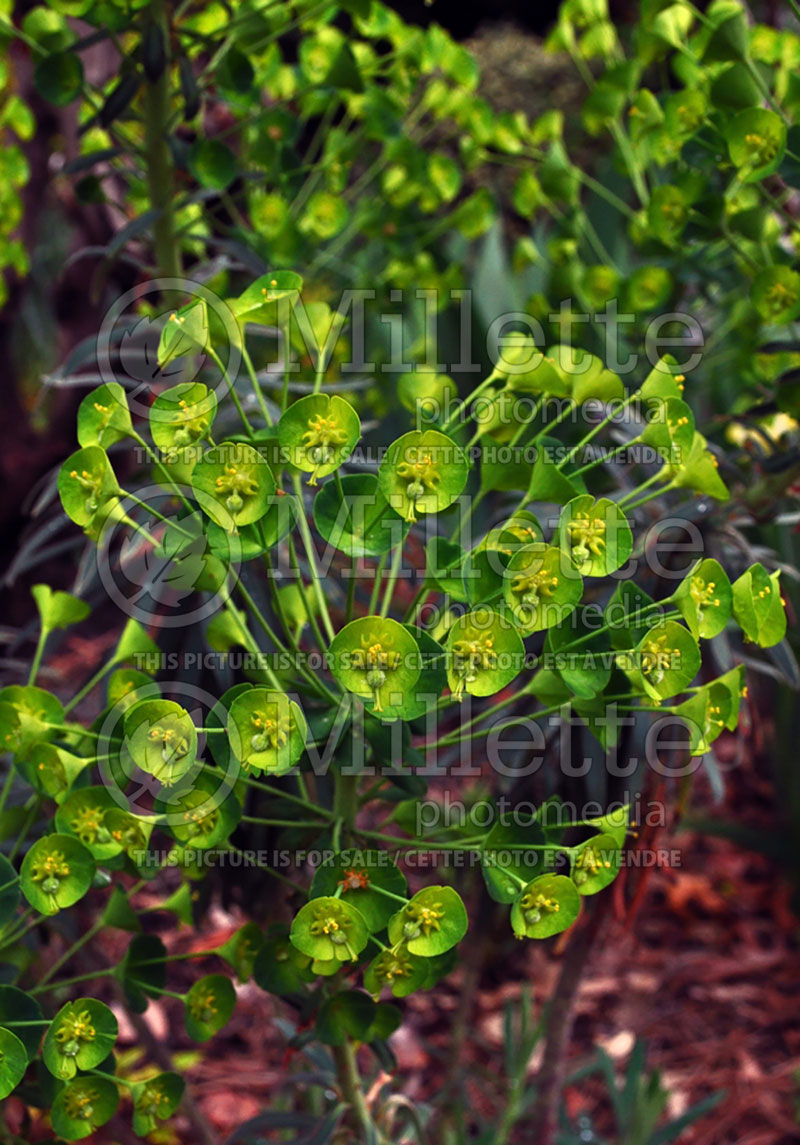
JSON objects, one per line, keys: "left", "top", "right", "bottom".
{"left": 0, "top": 265, "right": 786, "bottom": 1141}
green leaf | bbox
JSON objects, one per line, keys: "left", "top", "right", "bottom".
{"left": 155, "top": 767, "right": 241, "bottom": 847}
{"left": 702, "top": 6, "right": 749, "bottom": 62}
{"left": 364, "top": 950, "right": 429, "bottom": 999}
{"left": 751, "top": 266, "right": 800, "bottom": 325}
{"left": 149, "top": 382, "right": 216, "bottom": 457}
{"left": 34, "top": 52, "right": 83, "bottom": 106}
{"left": 253, "top": 933, "right": 313, "bottom": 996}
{"left": 290, "top": 896, "right": 370, "bottom": 962}
{"left": 31, "top": 585, "right": 89, "bottom": 635}
{"left": 310, "top": 850, "right": 408, "bottom": 932}
{"left": 20, "top": 834, "right": 94, "bottom": 916}
{"left": 0, "top": 1028, "right": 27, "bottom": 1099}
{"left": 184, "top": 974, "right": 236, "bottom": 1042}
{"left": 313, "top": 473, "right": 408, "bottom": 558}
{"left": 732, "top": 564, "right": 786, "bottom": 647}
{"left": 387, "top": 886, "right": 467, "bottom": 956}
{"left": 157, "top": 299, "right": 209, "bottom": 367}
{"left": 43, "top": 999, "right": 118, "bottom": 1080}
{"left": 727, "top": 108, "right": 787, "bottom": 182}
{"left": 482, "top": 812, "right": 546, "bottom": 903}
{"left": 117, "top": 935, "right": 167, "bottom": 1013}
{"left": 58, "top": 445, "right": 120, "bottom": 529}
{"left": 188, "top": 140, "right": 237, "bottom": 190}
{"left": 510, "top": 874, "right": 580, "bottom": 938}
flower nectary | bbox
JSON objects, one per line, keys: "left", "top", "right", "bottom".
{"left": 510, "top": 564, "right": 560, "bottom": 618}
{"left": 55, "top": 1009, "right": 96, "bottom": 1060}
{"left": 69, "top": 468, "right": 103, "bottom": 517}
{"left": 64, "top": 1083, "right": 99, "bottom": 1122}
{"left": 170, "top": 399, "right": 209, "bottom": 455}
{"left": 401, "top": 899, "right": 444, "bottom": 941}
{"left": 566, "top": 514, "right": 606, "bottom": 569}
{"left": 639, "top": 632, "right": 679, "bottom": 685}
{"left": 449, "top": 634, "right": 497, "bottom": 701}
{"left": 301, "top": 413, "right": 348, "bottom": 485}
{"left": 519, "top": 889, "right": 560, "bottom": 926}
{"left": 31, "top": 849, "right": 70, "bottom": 903}
{"left": 309, "top": 902, "right": 355, "bottom": 950}
{"left": 372, "top": 949, "right": 415, "bottom": 984}
{"left": 689, "top": 574, "right": 721, "bottom": 624}
{"left": 249, "top": 707, "right": 290, "bottom": 756}
{"left": 146, "top": 724, "right": 190, "bottom": 777}
{"left": 70, "top": 804, "right": 111, "bottom": 847}
{"left": 138, "top": 1080, "right": 170, "bottom": 1119}
{"left": 338, "top": 868, "right": 370, "bottom": 891}
{"left": 395, "top": 449, "right": 441, "bottom": 522}
{"left": 214, "top": 465, "right": 260, "bottom": 516}
{"left": 573, "top": 847, "right": 612, "bottom": 886}
{"left": 188, "top": 987, "right": 219, "bottom": 1025}
{"left": 351, "top": 636, "right": 401, "bottom": 712}
{"left": 743, "top": 131, "right": 779, "bottom": 168}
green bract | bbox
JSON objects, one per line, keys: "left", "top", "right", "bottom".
{"left": 149, "top": 382, "right": 217, "bottom": 459}
{"left": 310, "top": 850, "right": 408, "bottom": 932}
{"left": 76, "top": 382, "right": 133, "bottom": 448}
{"left": 313, "top": 474, "right": 408, "bottom": 557}
{"left": 572, "top": 833, "right": 622, "bottom": 894}
{"left": 329, "top": 617, "right": 421, "bottom": 717}
{"left": 43, "top": 998, "right": 117, "bottom": 1079}
{"left": 184, "top": 974, "right": 236, "bottom": 1042}
{"left": 191, "top": 441, "right": 276, "bottom": 529}
{"left": 51, "top": 1076, "right": 119, "bottom": 1140}
{"left": 278, "top": 393, "right": 360, "bottom": 485}
{"left": 732, "top": 563, "right": 786, "bottom": 647}
{"left": 387, "top": 886, "right": 467, "bottom": 956}
{"left": 378, "top": 429, "right": 468, "bottom": 523}
{"left": 290, "top": 896, "right": 370, "bottom": 962}
{"left": 445, "top": 607, "right": 525, "bottom": 701}
{"left": 510, "top": 875, "right": 581, "bottom": 938}
{"left": 229, "top": 271, "right": 303, "bottom": 325}
{"left": 364, "top": 949, "right": 428, "bottom": 999}
{"left": 131, "top": 1072, "right": 185, "bottom": 1137}
{"left": 726, "top": 107, "right": 787, "bottom": 181}
{"left": 157, "top": 299, "right": 209, "bottom": 366}
{"left": 20, "top": 834, "right": 95, "bottom": 915}
{"left": 751, "top": 266, "right": 800, "bottom": 324}
{"left": 619, "top": 620, "right": 701, "bottom": 703}
{"left": 55, "top": 786, "right": 127, "bottom": 860}
{"left": 674, "top": 558, "right": 732, "bottom": 639}
{"left": 57, "top": 445, "right": 120, "bottom": 529}
{"left": 155, "top": 769, "right": 241, "bottom": 847}
{"left": 123, "top": 699, "right": 198, "bottom": 785}
{"left": 557, "top": 496, "right": 632, "bottom": 577}
{"left": 504, "top": 544, "right": 583, "bottom": 634}
{"left": 227, "top": 687, "right": 307, "bottom": 774}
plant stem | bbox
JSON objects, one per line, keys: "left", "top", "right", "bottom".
{"left": 292, "top": 476, "right": 336, "bottom": 642}
{"left": 28, "top": 627, "right": 48, "bottom": 687}
{"left": 142, "top": 0, "right": 181, "bottom": 278}
{"left": 36, "top": 918, "right": 104, "bottom": 989}
{"left": 331, "top": 1040, "right": 374, "bottom": 1141}
{"left": 379, "top": 542, "right": 404, "bottom": 619}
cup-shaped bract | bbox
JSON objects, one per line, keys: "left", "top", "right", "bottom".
{"left": 329, "top": 617, "right": 421, "bottom": 718}
{"left": 397, "top": 371, "right": 456, "bottom": 419}
{"left": 44, "top": 998, "right": 118, "bottom": 1080}
{"left": 445, "top": 607, "right": 525, "bottom": 700}
{"left": 572, "top": 833, "right": 622, "bottom": 895}
{"left": 674, "top": 558, "right": 732, "bottom": 639}
{"left": 191, "top": 441, "right": 276, "bottom": 529}
{"left": 131, "top": 1072, "right": 185, "bottom": 1138}
{"left": 155, "top": 768, "right": 241, "bottom": 848}
{"left": 51, "top": 1076, "right": 119, "bottom": 1140}
{"left": 387, "top": 886, "right": 467, "bottom": 956}
{"left": 674, "top": 680, "right": 733, "bottom": 756}
{"left": 123, "top": 699, "right": 198, "bottom": 786}
{"left": 751, "top": 265, "right": 800, "bottom": 325}
{"left": 378, "top": 429, "right": 468, "bottom": 523}
{"left": 58, "top": 445, "right": 120, "bottom": 528}
{"left": 230, "top": 270, "right": 303, "bottom": 326}
{"left": 227, "top": 688, "right": 307, "bottom": 774}
{"left": 310, "top": 850, "right": 409, "bottom": 932}
{"left": 278, "top": 393, "right": 360, "bottom": 486}
{"left": 55, "top": 785, "right": 126, "bottom": 861}
{"left": 640, "top": 396, "right": 695, "bottom": 467}
{"left": 20, "top": 834, "right": 95, "bottom": 916}
{"left": 557, "top": 496, "right": 633, "bottom": 577}
{"left": 363, "top": 949, "right": 429, "bottom": 999}
{"left": 157, "top": 298, "right": 209, "bottom": 367}
{"left": 510, "top": 874, "right": 581, "bottom": 939}
{"left": 150, "top": 382, "right": 217, "bottom": 460}
{"left": 620, "top": 619, "right": 701, "bottom": 703}
{"left": 290, "top": 896, "right": 369, "bottom": 962}
{"left": 504, "top": 544, "right": 582, "bottom": 634}
{"left": 665, "top": 431, "right": 729, "bottom": 501}
{"left": 184, "top": 974, "right": 236, "bottom": 1042}
{"left": 77, "top": 382, "right": 133, "bottom": 449}
{"left": 726, "top": 107, "right": 787, "bottom": 182}
{"left": 732, "top": 563, "right": 786, "bottom": 647}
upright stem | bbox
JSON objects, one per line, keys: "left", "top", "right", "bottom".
{"left": 143, "top": 0, "right": 182, "bottom": 278}
{"left": 331, "top": 1040, "right": 373, "bottom": 1140}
